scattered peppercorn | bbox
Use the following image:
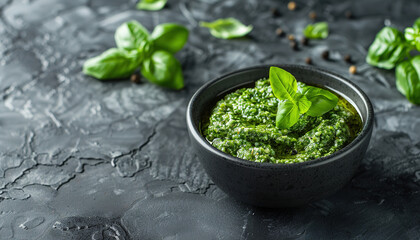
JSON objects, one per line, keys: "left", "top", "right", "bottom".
{"left": 287, "top": 1, "right": 296, "bottom": 11}
{"left": 349, "top": 65, "right": 357, "bottom": 74}
{"left": 288, "top": 34, "right": 295, "bottom": 41}
{"left": 275, "top": 28, "right": 284, "bottom": 37}
{"left": 290, "top": 40, "right": 298, "bottom": 50}
{"left": 305, "top": 57, "right": 312, "bottom": 65}
{"left": 345, "top": 11, "right": 353, "bottom": 19}
{"left": 270, "top": 7, "right": 280, "bottom": 17}
{"left": 344, "top": 54, "right": 352, "bottom": 63}
{"left": 130, "top": 73, "right": 141, "bottom": 83}
{"left": 309, "top": 11, "right": 317, "bottom": 20}
{"left": 291, "top": 149, "right": 298, "bottom": 155}
{"left": 321, "top": 50, "right": 329, "bottom": 60}
{"left": 301, "top": 37, "right": 309, "bottom": 46}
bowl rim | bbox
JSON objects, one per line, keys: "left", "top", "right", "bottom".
{"left": 186, "top": 64, "right": 374, "bottom": 169}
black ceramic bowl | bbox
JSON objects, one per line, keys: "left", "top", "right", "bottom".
{"left": 186, "top": 65, "right": 373, "bottom": 208}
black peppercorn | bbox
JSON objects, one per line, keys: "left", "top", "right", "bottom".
{"left": 321, "top": 50, "right": 329, "bottom": 60}
{"left": 309, "top": 11, "right": 317, "bottom": 20}
{"left": 288, "top": 34, "right": 295, "bottom": 41}
{"left": 344, "top": 54, "right": 352, "bottom": 63}
{"left": 270, "top": 7, "right": 280, "bottom": 17}
{"left": 301, "top": 37, "right": 309, "bottom": 46}
{"left": 345, "top": 11, "right": 353, "bottom": 19}
{"left": 275, "top": 28, "right": 284, "bottom": 37}
{"left": 130, "top": 73, "right": 141, "bottom": 83}
{"left": 290, "top": 41, "right": 298, "bottom": 50}
{"left": 305, "top": 57, "right": 312, "bottom": 64}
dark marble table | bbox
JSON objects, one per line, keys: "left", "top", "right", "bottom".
{"left": 0, "top": 0, "right": 419, "bottom": 239}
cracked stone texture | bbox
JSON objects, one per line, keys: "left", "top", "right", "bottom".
{"left": 0, "top": 0, "right": 419, "bottom": 239}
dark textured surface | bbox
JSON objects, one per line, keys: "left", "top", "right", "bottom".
{"left": 0, "top": 0, "right": 419, "bottom": 239}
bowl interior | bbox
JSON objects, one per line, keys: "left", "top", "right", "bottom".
{"left": 188, "top": 64, "right": 373, "bottom": 167}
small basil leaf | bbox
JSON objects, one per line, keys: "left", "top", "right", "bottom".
{"left": 151, "top": 23, "right": 189, "bottom": 53}
{"left": 269, "top": 67, "right": 297, "bottom": 102}
{"left": 303, "top": 22, "right": 328, "bottom": 39}
{"left": 115, "top": 20, "right": 151, "bottom": 52}
{"left": 136, "top": 0, "right": 167, "bottom": 11}
{"left": 276, "top": 100, "right": 300, "bottom": 129}
{"left": 404, "top": 27, "right": 420, "bottom": 51}
{"left": 199, "top": 18, "right": 253, "bottom": 39}
{"left": 141, "top": 50, "right": 184, "bottom": 90}
{"left": 366, "top": 27, "right": 410, "bottom": 69}
{"left": 299, "top": 85, "right": 339, "bottom": 116}
{"left": 83, "top": 48, "right": 140, "bottom": 80}
{"left": 395, "top": 56, "right": 420, "bottom": 105}
{"left": 295, "top": 94, "right": 311, "bottom": 114}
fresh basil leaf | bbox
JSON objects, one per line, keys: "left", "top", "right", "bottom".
{"left": 83, "top": 48, "right": 140, "bottom": 80}
{"left": 366, "top": 27, "right": 410, "bottom": 69}
{"left": 299, "top": 85, "right": 339, "bottom": 116}
{"left": 404, "top": 27, "right": 420, "bottom": 51}
{"left": 395, "top": 56, "right": 420, "bottom": 105}
{"left": 269, "top": 67, "right": 297, "bottom": 102}
{"left": 199, "top": 18, "right": 253, "bottom": 39}
{"left": 141, "top": 50, "right": 184, "bottom": 90}
{"left": 275, "top": 100, "right": 300, "bottom": 129}
{"left": 303, "top": 22, "right": 328, "bottom": 39}
{"left": 295, "top": 94, "right": 312, "bottom": 114}
{"left": 115, "top": 20, "right": 152, "bottom": 53}
{"left": 151, "top": 23, "right": 189, "bottom": 53}
{"left": 137, "top": 0, "right": 167, "bottom": 11}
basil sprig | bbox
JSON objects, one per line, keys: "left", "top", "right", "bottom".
{"left": 303, "top": 22, "right": 329, "bottom": 39}
{"left": 83, "top": 20, "right": 188, "bottom": 90}
{"left": 200, "top": 18, "right": 253, "bottom": 39}
{"left": 366, "top": 17, "right": 420, "bottom": 104}
{"left": 269, "top": 67, "right": 338, "bottom": 129}
{"left": 366, "top": 27, "right": 410, "bottom": 69}
{"left": 137, "top": 0, "right": 167, "bottom": 11}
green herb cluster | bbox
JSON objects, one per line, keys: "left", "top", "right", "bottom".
{"left": 366, "top": 18, "right": 420, "bottom": 104}
{"left": 83, "top": 20, "right": 188, "bottom": 90}
{"left": 200, "top": 18, "right": 253, "bottom": 39}
{"left": 303, "top": 22, "right": 329, "bottom": 39}
{"left": 269, "top": 67, "right": 338, "bottom": 129}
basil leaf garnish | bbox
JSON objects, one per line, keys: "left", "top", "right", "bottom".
{"left": 395, "top": 56, "right": 420, "bottom": 105}
{"left": 151, "top": 23, "right": 189, "bottom": 53}
{"left": 269, "top": 67, "right": 337, "bottom": 129}
{"left": 366, "top": 27, "right": 410, "bottom": 69}
{"left": 136, "top": 0, "right": 167, "bottom": 11}
{"left": 269, "top": 66, "right": 298, "bottom": 102}
{"left": 83, "top": 48, "right": 140, "bottom": 80}
{"left": 276, "top": 100, "right": 300, "bottom": 130}
{"left": 295, "top": 94, "right": 312, "bottom": 114}
{"left": 299, "top": 85, "right": 339, "bottom": 117}
{"left": 200, "top": 18, "right": 253, "bottom": 39}
{"left": 303, "top": 22, "right": 328, "bottom": 39}
{"left": 141, "top": 51, "right": 184, "bottom": 90}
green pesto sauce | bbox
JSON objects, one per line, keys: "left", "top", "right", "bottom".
{"left": 202, "top": 78, "right": 362, "bottom": 164}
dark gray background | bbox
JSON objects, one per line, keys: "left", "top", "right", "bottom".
{"left": 0, "top": 0, "right": 419, "bottom": 239}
